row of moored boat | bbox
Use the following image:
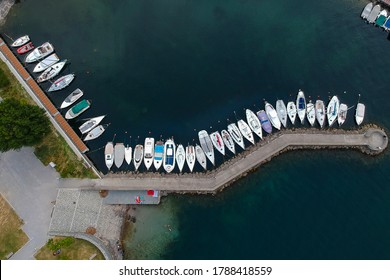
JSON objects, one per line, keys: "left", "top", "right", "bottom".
{"left": 105, "top": 90, "right": 366, "bottom": 173}
{"left": 361, "top": 2, "right": 390, "bottom": 30}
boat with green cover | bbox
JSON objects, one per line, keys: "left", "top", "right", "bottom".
{"left": 65, "top": 99, "right": 91, "bottom": 119}
{"left": 375, "top": 9, "right": 388, "bottom": 27}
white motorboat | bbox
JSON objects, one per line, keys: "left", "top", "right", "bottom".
{"left": 176, "top": 144, "right": 185, "bottom": 172}
{"left": 276, "top": 100, "right": 288, "bottom": 128}
{"left": 104, "top": 142, "right": 114, "bottom": 170}
{"left": 361, "top": 2, "right": 373, "bottom": 19}
{"left": 78, "top": 115, "right": 105, "bottom": 134}
{"left": 124, "top": 145, "right": 132, "bottom": 165}
{"left": 65, "top": 99, "right": 90, "bottom": 119}
{"left": 25, "top": 42, "right": 54, "bottom": 63}
{"left": 133, "top": 144, "right": 144, "bottom": 171}
{"left": 33, "top": 53, "right": 59, "bottom": 72}
{"left": 84, "top": 125, "right": 105, "bottom": 141}
{"left": 367, "top": 4, "right": 381, "bottom": 24}
{"left": 114, "top": 143, "right": 125, "bottom": 168}
{"left": 153, "top": 141, "right": 164, "bottom": 171}
{"left": 246, "top": 109, "right": 263, "bottom": 139}
{"left": 338, "top": 103, "right": 348, "bottom": 126}
{"left": 296, "top": 90, "right": 306, "bottom": 124}
{"left": 315, "top": 100, "right": 326, "bottom": 128}
{"left": 37, "top": 59, "right": 67, "bottom": 83}
{"left": 221, "top": 129, "right": 236, "bottom": 154}
{"left": 227, "top": 123, "right": 245, "bottom": 150}
{"left": 163, "top": 139, "right": 176, "bottom": 173}
{"left": 143, "top": 137, "right": 154, "bottom": 170}
{"left": 11, "top": 35, "right": 30, "bottom": 47}
{"left": 48, "top": 74, "right": 75, "bottom": 92}
{"left": 265, "top": 101, "right": 281, "bottom": 130}
{"left": 237, "top": 119, "right": 255, "bottom": 145}
{"left": 198, "top": 130, "right": 215, "bottom": 165}
{"left": 355, "top": 103, "right": 365, "bottom": 125}
{"left": 61, "top": 88, "right": 83, "bottom": 109}
{"left": 306, "top": 101, "right": 316, "bottom": 126}
{"left": 185, "top": 145, "right": 196, "bottom": 172}
{"left": 287, "top": 101, "right": 297, "bottom": 125}
{"left": 210, "top": 131, "right": 225, "bottom": 155}
{"left": 327, "top": 95, "right": 340, "bottom": 127}
{"left": 195, "top": 144, "right": 207, "bottom": 170}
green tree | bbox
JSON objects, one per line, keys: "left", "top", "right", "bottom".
{"left": 0, "top": 98, "right": 50, "bottom": 152}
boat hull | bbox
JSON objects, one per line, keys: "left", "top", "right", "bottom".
{"left": 315, "top": 100, "right": 326, "bottom": 128}
{"left": 221, "top": 129, "right": 236, "bottom": 154}
{"left": 296, "top": 90, "right": 306, "bottom": 124}
{"left": 210, "top": 131, "right": 225, "bottom": 155}
{"left": 144, "top": 138, "right": 155, "bottom": 170}
{"left": 355, "top": 103, "right": 365, "bottom": 125}
{"left": 198, "top": 130, "right": 215, "bottom": 165}
{"left": 287, "top": 101, "right": 297, "bottom": 125}
{"left": 276, "top": 100, "right": 288, "bottom": 128}
{"left": 327, "top": 96, "right": 340, "bottom": 127}
{"left": 11, "top": 35, "right": 30, "bottom": 47}
{"left": 114, "top": 143, "right": 125, "bottom": 168}
{"left": 265, "top": 102, "right": 281, "bottom": 130}
{"left": 246, "top": 109, "right": 263, "bottom": 139}
{"left": 133, "top": 145, "right": 144, "bottom": 171}
{"left": 306, "top": 102, "right": 316, "bottom": 126}
{"left": 185, "top": 145, "right": 196, "bottom": 172}
{"left": 176, "top": 144, "right": 185, "bottom": 172}
{"left": 153, "top": 141, "right": 164, "bottom": 171}
{"left": 257, "top": 110, "right": 272, "bottom": 134}
{"left": 124, "top": 146, "right": 132, "bottom": 165}
{"left": 84, "top": 125, "right": 105, "bottom": 141}
{"left": 104, "top": 142, "right": 114, "bottom": 170}
{"left": 163, "top": 139, "right": 176, "bottom": 173}
{"left": 195, "top": 144, "right": 207, "bottom": 170}
{"left": 227, "top": 123, "right": 245, "bottom": 150}
{"left": 338, "top": 103, "right": 348, "bottom": 126}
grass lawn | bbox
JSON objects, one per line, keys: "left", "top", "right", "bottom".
{"left": 0, "top": 195, "right": 29, "bottom": 260}
{"left": 35, "top": 237, "right": 105, "bottom": 260}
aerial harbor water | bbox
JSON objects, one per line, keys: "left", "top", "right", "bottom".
{"left": 2, "top": 0, "right": 390, "bottom": 259}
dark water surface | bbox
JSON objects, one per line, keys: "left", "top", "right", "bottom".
{"left": 3, "top": 0, "right": 390, "bottom": 259}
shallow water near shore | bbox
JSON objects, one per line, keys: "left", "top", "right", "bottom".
{"left": 2, "top": 0, "right": 390, "bottom": 259}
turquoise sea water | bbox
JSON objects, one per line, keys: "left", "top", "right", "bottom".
{"left": 2, "top": 0, "right": 390, "bottom": 259}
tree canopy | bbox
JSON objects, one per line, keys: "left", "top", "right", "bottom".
{"left": 0, "top": 98, "right": 50, "bottom": 152}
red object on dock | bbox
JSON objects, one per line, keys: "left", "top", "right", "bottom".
{"left": 147, "top": 190, "right": 154, "bottom": 196}
{"left": 17, "top": 42, "right": 34, "bottom": 54}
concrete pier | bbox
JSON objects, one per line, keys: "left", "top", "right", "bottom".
{"left": 58, "top": 126, "right": 388, "bottom": 193}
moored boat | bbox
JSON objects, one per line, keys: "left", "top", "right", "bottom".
{"left": 198, "top": 130, "right": 215, "bottom": 165}
{"left": 287, "top": 101, "right": 297, "bottom": 125}
{"left": 355, "top": 103, "right": 365, "bottom": 125}
{"left": 338, "top": 103, "right": 348, "bottom": 126}
{"left": 84, "top": 125, "right": 105, "bottom": 141}
{"left": 367, "top": 4, "right": 381, "bottom": 24}
{"left": 327, "top": 95, "right": 340, "bottom": 127}
{"left": 17, "top": 42, "right": 34, "bottom": 54}
{"left": 61, "top": 88, "right": 84, "bottom": 109}
{"left": 33, "top": 53, "right": 59, "bottom": 72}
{"left": 257, "top": 110, "right": 272, "bottom": 134}
{"left": 185, "top": 145, "right": 196, "bottom": 172}
{"left": 143, "top": 137, "right": 155, "bottom": 170}
{"left": 104, "top": 142, "right": 114, "bottom": 170}
{"left": 153, "top": 141, "right": 164, "bottom": 171}
{"left": 375, "top": 9, "right": 388, "bottom": 27}
{"left": 163, "top": 139, "right": 176, "bottom": 173}
{"left": 221, "top": 129, "right": 236, "bottom": 154}
{"left": 227, "top": 123, "right": 245, "bottom": 150}
{"left": 246, "top": 109, "right": 263, "bottom": 139}
{"left": 276, "top": 100, "right": 288, "bottom": 128}
{"left": 296, "top": 90, "right": 306, "bottom": 124}
{"left": 114, "top": 143, "right": 125, "bottom": 168}
{"left": 37, "top": 59, "right": 67, "bottom": 83}
{"left": 265, "top": 101, "right": 281, "bottom": 130}
{"left": 306, "top": 101, "right": 316, "bottom": 126}
{"left": 78, "top": 115, "right": 105, "bottom": 134}
{"left": 195, "top": 144, "right": 207, "bottom": 170}
{"left": 48, "top": 74, "right": 75, "bottom": 92}
{"left": 11, "top": 35, "right": 30, "bottom": 47}
{"left": 176, "top": 144, "right": 185, "bottom": 172}
{"left": 25, "top": 42, "right": 54, "bottom": 63}
{"left": 315, "top": 100, "right": 326, "bottom": 128}
{"left": 361, "top": 2, "right": 373, "bottom": 19}
{"left": 210, "top": 131, "right": 225, "bottom": 155}
{"left": 125, "top": 145, "right": 132, "bottom": 165}
{"left": 238, "top": 119, "right": 255, "bottom": 145}
{"left": 65, "top": 99, "right": 90, "bottom": 119}
{"left": 133, "top": 144, "right": 144, "bottom": 171}
{"left": 384, "top": 16, "right": 390, "bottom": 30}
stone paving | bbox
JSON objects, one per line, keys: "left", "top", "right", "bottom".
{"left": 0, "top": 0, "right": 14, "bottom": 25}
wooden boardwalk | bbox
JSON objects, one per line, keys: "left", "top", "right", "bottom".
{"left": 58, "top": 127, "right": 388, "bottom": 193}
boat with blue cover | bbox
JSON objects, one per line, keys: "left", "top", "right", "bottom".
{"left": 256, "top": 110, "right": 272, "bottom": 134}
{"left": 384, "top": 16, "right": 390, "bottom": 30}
{"left": 163, "top": 139, "right": 176, "bottom": 173}
{"left": 153, "top": 141, "right": 164, "bottom": 170}
{"left": 296, "top": 90, "right": 306, "bottom": 124}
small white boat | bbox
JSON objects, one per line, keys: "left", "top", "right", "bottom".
{"left": 11, "top": 35, "right": 30, "bottom": 47}
{"left": 327, "top": 96, "right": 340, "bottom": 127}
{"left": 355, "top": 103, "right": 365, "bottom": 125}
{"left": 198, "top": 130, "right": 215, "bottom": 165}
{"left": 133, "top": 144, "right": 144, "bottom": 171}
{"left": 276, "top": 100, "right": 288, "bottom": 128}
{"left": 221, "top": 129, "right": 235, "bottom": 154}
{"left": 114, "top": 143, "right": 125, "bottom": 168}
{"left": 48, "top": 74, "right": 75, "bottom": 92}
{"left": 227, "top": 123, "right": 245, "bottom": 150}
{"left": 25, "top": 42, "right": 54, "bottom": 63}
{"left": 124, "top": 145, "right": 132, "bottom": 165}
{"left": 315, "top": 100, "right": 326, "bottom": 128}
{"left": 245, "top": 109, "right": 262, "bottom": 139}
{"left": 65, "top": 99, "right": 90, "bottom": 119}
{"left": 33, "top": 53, "right": 59, "bottom": 72}
{"left": 367, "top": 4, "right": 381, "bottom": 24}
{"left": 143, "top": 137, "right": 155, "bottom": 170}
{"left": 338, "top": 103, "right": 348, "bottom": 126}
{"left": 84, "top": 125, "right": 105, "bottom": 141}
{"left": 37, "top": 59, "right": 67, "bottom": 83}
{"left": 185, "top": 145, "right": 196, "bottom": 172}
{"left": 296, "top": 90, "right": 306, "bottom": 124}
{"left": 238, "top": 119, "right": 255, "bottom": 145}
{"left": 60, "top": 88, "right": 83, "bottom": 109}
{"left": 104, "top": 142, "right": 114, "bottom": 170}
{"left": 195, "top": 144, "right": 207, "bottom": 170}
{"left": 210, "top": 131, "right": 225, "bottom": 155}
{"left": 176, "top": 144, "right": 185, "bottom": 172}
{"left": 306, "top": 101, "right": 316, "bottom": 126}
{"left": 265, "top": 102, "right": 281, "bottom": 130}
{"left": 287, "top": 101, "right": 297, "bottom": 125}
{"left": 78, "top": 115, "right": 105, "bottom": 134}
{"left": 153, "top": 141, "right": 164, "bottom": 171}
{"left": 361, "top": 2, "right": 373, "bottom": 19}
{"left": 163, "top": 139, "right": 176, "bottom": 173}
